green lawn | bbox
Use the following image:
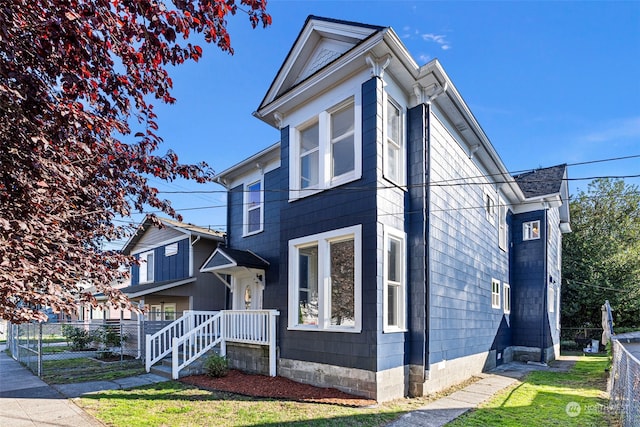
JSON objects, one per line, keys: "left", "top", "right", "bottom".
{"left": 76, "top": 355, "right": 617, "bottom": 427}
{"left": 42, "top": 357, "right": 145, "bottom": 384}
{"left": 448, "top": 355, "right": 618, "bottom": 426}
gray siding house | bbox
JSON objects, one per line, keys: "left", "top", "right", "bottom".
{"left": 122, "top": 215, "right": 227, "bottom": 320}
{"left": 203, "top": 16, "right": 571, "bottom": 402}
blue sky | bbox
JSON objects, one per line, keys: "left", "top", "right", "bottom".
{"left": 120, "top": 0, "right": 640, "bottom": 240}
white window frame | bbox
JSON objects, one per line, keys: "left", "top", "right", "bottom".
{"left": 523, "top": 220, "right": 541, "bottom": 241}
{"left": 548, "top": 287, "right": 555, "bottom": 313}
{"left": 163, "top": 303, "right": 177, "bottom": 321}
{"left": 491, "top": 278, "right": 501, "bottom": 309}
{"left": 485, "top": 192, "right": 496, "bottom": 225}
{"left": 165, "top": 242, "right": 178, "bottom": 256}
{"left": 383, "top": 95, "right": 405, "bottom": 186}
{"left": 503, "top": 283, "right": 511, "bottom": 314}
{"left": 289, "top": 96, "right": 362, "bottom": 200}
{"left": 139, "top": 250, "right": 154, "bottom": 284}
{"left": 243, "top": 178, "right": 264, "bottom": 236}
{"left": 499, "top": 197, "right": 507, "bottom": 251}
{"left": 384, "top": 226, "right": 406, "bottom": 332}
{"left": 288, "top": 225, "right": 362, "bottom": 332}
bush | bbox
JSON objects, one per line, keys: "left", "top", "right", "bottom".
{"left": 62, "top": 325, "right": 97, "bottom": 350}
{"left": 204, "top": 354, "right": 228, "bottom": 378}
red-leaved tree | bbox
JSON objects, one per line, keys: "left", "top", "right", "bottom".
{"left": 0, "top": 0, "right": 271, "bottom": 322}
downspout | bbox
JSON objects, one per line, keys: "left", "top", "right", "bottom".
{"left": 540, "top": 207, "right": 549, "bottom": 364}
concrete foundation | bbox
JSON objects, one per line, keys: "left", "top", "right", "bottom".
{"left": 226, "top": 343, "right": 270, "bottom": 376}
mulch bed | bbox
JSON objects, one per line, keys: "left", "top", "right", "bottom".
{"left": 180, "top": 370, "right": 378, "bottom": 407}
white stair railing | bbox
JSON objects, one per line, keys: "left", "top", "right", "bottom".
{"left": 171, "top": 310, "right": 280, "bottom": 379}
{"left": 145, "top": 310, "right": 217, "bottom": 372}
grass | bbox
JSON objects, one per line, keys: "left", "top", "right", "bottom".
{"left": 75, "top": 355, "right": 617, "bottom": 426}
{"left": 42, "top": 357, "right": 145, "bottom": 384}
{"left": 448, "top": 355, "right": 618, "bottom": 427}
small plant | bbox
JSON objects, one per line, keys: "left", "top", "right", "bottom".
{"left": 62, "top": 325, "right": 96, "bottom": 350}
{"left": 204, "top": 354, "right": 228, "bottom": 378}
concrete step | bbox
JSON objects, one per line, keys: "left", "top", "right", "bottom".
{"left": 152, "top": 347, "right": 220, "bottom": 378}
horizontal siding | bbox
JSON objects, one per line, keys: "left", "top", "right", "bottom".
{"left": 428, "top": 110, "right": 510, "bottom": 365}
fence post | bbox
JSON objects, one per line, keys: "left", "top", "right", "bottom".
{"left": 120, "top": 322, "right": 124, "bottom": 362}
{"left": 38, "top": 322, "right": 42, "bottom": 377}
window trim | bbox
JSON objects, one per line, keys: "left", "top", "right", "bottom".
{"left": 503, "top": 283, "right": 511, "bottom": 314}
{"left": 485, "top": 192, "right": 496, "bottom": 225}
{"left": 491, "top": 278, "right": 501, "bottom": 309}
{"left": 243, "top": 178, "right": 264, "bottom": 236}
{"left": 289, "top": 96, "right": 362, "bottom": 201}
{"left": 523, "top": 220, "right": 541, "bottom": 241}
{"left": 139, "top": 250, "right": 155, "bottom": 284}
{"left": 383, "top": 95, "right": 405, "bottom": 187}
{"left": 288, "top": 225, "right": 362, "bottom": 333}
{"left": 498, "top": 197, "right": 507, "bottom": 251}
{"left": 383, "top": 226, "right": 407, "bottom": 332}
{"left": 165, "top": 242, "right": 178, "bottom": 257}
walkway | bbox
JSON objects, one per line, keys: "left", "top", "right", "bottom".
{"left": 387, "top": 356, "right": 577, "bottom": 427}
{"left": 0, "top": 345, "right": 166, "bottom": 426}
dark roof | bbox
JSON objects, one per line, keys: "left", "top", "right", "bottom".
{"left": 513, "top": 164, "right": 567, "bottom": 198}
{"left": 201, "top": 247, "right": 269, "bottom": 272}
{"left": 121, "top": 277, "right": 196, "bottom": 297}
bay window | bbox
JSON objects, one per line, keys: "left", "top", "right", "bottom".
{"left": 288, "top": 225, "right": 362, "bottom": 332}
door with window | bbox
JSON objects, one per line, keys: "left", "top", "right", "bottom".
{"left": 233, "top": 272, "right": 263, "bottom": 310}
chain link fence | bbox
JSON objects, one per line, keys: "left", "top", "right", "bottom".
{"left": 609, "top": 338, "right": 640, "bottom": 427}
{"left": 7, "top": 320, "right": 144, "bottom": 378}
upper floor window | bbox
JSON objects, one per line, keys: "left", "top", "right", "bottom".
{"left": 244, "top": 179, "right": 263, "bottom": 236}
{"left": 291, "top": 98, "right": 361, "bottom": 199}
{"left": 485, "top": 192, "right": 496, "bottom": 225}
{"left": 288, "top": 225, "right": 362, "bottom": 332}
{"left": 503, "top": 283, "right": 511, "bottom": 314}
{"left": 499, "top": 198, "right": 507, "bottom": 251}
{"left": 165, "top": 243, "right": 178, "bottom": 256}
{"left": 384, "top": 98, "right": 405, "bottom": 185}
{"left": 523, "top": 220, "right": 540, "bottom": 241}
{"left": 139, "top": 250, "right": 154, "bottom": 284}
{"left": 384, "top": 227, "right": 406, "bottom": 331}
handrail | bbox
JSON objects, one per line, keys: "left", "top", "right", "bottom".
{"left": 172, "top": 312, "right": 223, "bottom": 379}
{"left": 145, "top": 310, "right": 217, "bottom": 372}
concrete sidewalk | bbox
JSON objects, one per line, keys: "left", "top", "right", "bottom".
{"left": 386, "top": 356, "right": 577, "bottom": 427}
{"left": 0, "top": 345, "right": 167, "bottom": 426}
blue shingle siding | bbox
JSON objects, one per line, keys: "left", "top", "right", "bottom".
{"left": 510, "top": 210, "right": 546, "bottom": 349}
{"left": 427, "top": 109, "right": 511, "bottom": 365}
{"left": 130, "top": 238, "right": 190, "bottom": 285}
{"left": 275, "top": 78, "right": 379, "bottom": 371}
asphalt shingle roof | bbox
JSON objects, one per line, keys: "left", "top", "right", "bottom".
{"left": 513, "top": 164, "right": 566, "bottom": 198}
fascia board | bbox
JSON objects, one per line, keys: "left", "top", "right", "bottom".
{"left": 214, "top": 142, "right": 281, "bottom": 187}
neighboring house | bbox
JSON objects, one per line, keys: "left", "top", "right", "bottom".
{"left": 202, "top": 15, "right": 571, "bottom": 402}
{"left": 122, "top": 215, "right": 227, "bottom": 320}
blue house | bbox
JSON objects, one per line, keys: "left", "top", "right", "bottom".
{"left": 200, "top": 16, "right": 571, "bottom": 402}
{"left": 121, "top": 215, "right": 227, "bottom": 321}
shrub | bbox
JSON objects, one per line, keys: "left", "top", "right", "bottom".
{"left": 204, "top": 354, "right": 228, "bottom": 378}
{"left": 62, "top": 325, "right": 96, "bottom": 350}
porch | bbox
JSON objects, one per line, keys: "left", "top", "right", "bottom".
{"left": 145, "top": 309, "right": 279, "bottom": 379}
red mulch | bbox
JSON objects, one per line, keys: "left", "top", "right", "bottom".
{"left": 180, "top": 370, "right": 377, "bottom": 407}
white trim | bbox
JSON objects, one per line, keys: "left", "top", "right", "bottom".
{"left": 139, "top": 250, "right": 155, "bottom": 284}
{"left": 491, "top": 278, "right": 501, "bottom": 309}
{"left": 382, "top": 94, "right": 406, "bottom": 187}
{"left": 131, "top": 235, "right": 188, "bottom": 256}
{"left": 126, "top": 277, "right": 197, "bottom": 298}
{"left": 523, "top": 220, "right": 541, "bottom": 241}
{"left": 288, "top": 90, "right": 362, "bottom": 201}
{"left": 288, "top": 225, "right": 362, "bottom": 333}
{"left": 383, "top": 226, "right": 407, "bottom": 332}
{"left": 243, "top": 177, "right": 264, "bottom": 237}
{"left": 499, "top": 197, "right": 507, "bottom": 251}
{"left": 503, "top": 283, "right": 511, "bottom": 314}
{"left": 484, "top": 191, "right": 496, "bottom": 226}
{"left": 165, "top": 242, "right": 178, "bottom": 256}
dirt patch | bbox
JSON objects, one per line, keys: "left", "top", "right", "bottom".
{"left": 180, "top": 370, "right": 378, "bottom": 407}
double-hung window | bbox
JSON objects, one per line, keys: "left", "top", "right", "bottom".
{"left": 139, "top": 251, "right": 154, "bottom": 284}
{"left": 523, "top": 220, "right": 540, "bottom": 240}
{"left": 384, "top": 97, "right": 405, "bottom": 185}
{"left": 485, "top": 193, "right": 496, "bottom": 225}
{"left": 244, "top": 179, "right": 263, "bottom": 235}
{"left": 503, "top": 283, "right": 511, "bottom": 314}
{"left": 491, "top": 278, "right": 501, "bottom": 309}
{"left": 384, "top": 227, "right": 406, "bottom": 331}
{"left": 292, "top": 98, "right": 360, "bottom": 199}
{"left": 288, "top": 225, "right": 362, "bottom": 332}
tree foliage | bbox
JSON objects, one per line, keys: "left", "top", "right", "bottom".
{"left": 0, "top": 0, "right": 270, "bottom": 322}
{"left": 562, "top": 178, "right": 640, "bottom": 328}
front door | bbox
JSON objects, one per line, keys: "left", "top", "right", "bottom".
{"left": 233, "top": 272, "right": 263, "bottom": 310}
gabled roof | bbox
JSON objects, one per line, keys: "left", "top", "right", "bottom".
{"left": 122, "top": 215, "right": 225, "bottom": 255}
{"left": 256, "top": 16, "right": 384, "bottom": 118}
{"left": 201, "top": 247, "right": 269, "bottom": 274}
{"left": 513, "top": 164, "right": 567, "bottom": 198}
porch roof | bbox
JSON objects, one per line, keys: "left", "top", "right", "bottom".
{"left": 200, "top": 247, "right": 269, "bottom": 275}
{"left": 122, "top": 277, "right": 196, "bottom": 298}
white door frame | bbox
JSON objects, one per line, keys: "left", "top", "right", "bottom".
{"left": 232, "top": 270, "right": 264, "bottom": 310}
